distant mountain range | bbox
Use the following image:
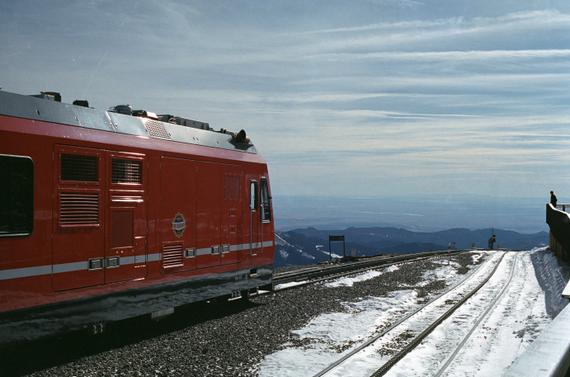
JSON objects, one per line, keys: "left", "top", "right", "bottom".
{"left": 273, "top": 195, "right": 550, "bottom": 234}
{"left": 275, "top": 227, "right": 548, "bottom": 268}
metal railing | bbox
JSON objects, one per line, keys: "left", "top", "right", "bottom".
{"left": 553, "top": 203, "right": 570, "bottom": 212}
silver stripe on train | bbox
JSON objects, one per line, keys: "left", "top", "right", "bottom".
{"left": 0, "top": 241, "right": 274, "bottom": 281}
{"left": 195, "top": 247, "right": 213, "bottom": 256}
{"left": 147, "top": 253, "right": 162, "bottom": 262}
{"left": 53, "top": 261, "right": 90, "bottom": 273}
{"left": 0, "top": 265, "right": 52, "bottom": 281}
{"left": 119, "top": 256, "right": 135, "bottom": 265}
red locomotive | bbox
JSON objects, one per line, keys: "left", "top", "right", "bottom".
{"left": 0, "top": 90, "right": 275, "bottom": 344}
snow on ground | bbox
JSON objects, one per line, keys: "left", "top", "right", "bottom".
{"left": 262, "top": 250, "right": 556, "bottom": 377}
{"left": 323, "top": 252, "right": 504, "bottom": 377}
{"left": 418, "top": 259, "right": 461, "bottom": 286}
{"left": 274, "top": 281, "right": 308, "bottom": 290}
{"left": 325, "top": 265, "right": 400, "bottom": 288}
{"left": 413, "top": 251, "right": 485, "bottom": 288}
{"left": 316, "top": 245, "right": 344, "bottom": 259}
{"left": 530, "top": 247, "right": 569, "bottom": 318}
{"left": 385, "top": 251, "right": 551, "bottom": 377}
{"left": 257, "top": 254, "right": 489, "bottom": 377}
{"left": 258, "top": 290, "right": 421, "bottom": 377}
{"left": 471, "top": 252, "right": 484, "bottom": 264}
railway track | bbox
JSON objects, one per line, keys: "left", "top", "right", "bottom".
{"left": 272, "top": 250, "right": 462, "bottom": 291}
{"left": 308, "top": 251, "right": 515, "bottom": 377}
{"left": 432, "top": 252, "right": 519, "bottom": 377}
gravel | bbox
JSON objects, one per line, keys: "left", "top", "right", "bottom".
{"left": 10, "top": 253, "right": 483, "bottom": 377}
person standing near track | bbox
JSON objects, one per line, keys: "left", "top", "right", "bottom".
{"left": 550, "top": 190, "right": 558, "bottom": 207}
{"left": 488, "top": 234, "right": 496, "bottom": 250}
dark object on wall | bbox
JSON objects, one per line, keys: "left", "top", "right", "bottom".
{"left": 546, "top": 203, "right": 570, "bottom": 260}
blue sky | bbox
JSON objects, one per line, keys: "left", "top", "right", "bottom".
{"left": 1, "top": 0, "right": 570, "bottom": 206}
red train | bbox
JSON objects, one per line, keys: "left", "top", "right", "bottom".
{"left": 0, "top": 90, "right": 275, "bottom": 344}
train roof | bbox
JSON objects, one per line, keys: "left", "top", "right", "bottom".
{"left": 0, "top": 90, "right": 257, "bottom": 154}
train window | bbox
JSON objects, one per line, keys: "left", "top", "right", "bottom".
{"left": 260, "top": 178, "right": 271, "bottom": 222}
{"left": 0, "top": 155, "right": 33, "bottom": 236}
{"left": 61, "top": 154, "right": 98, "bottom": 181}
{"left": 112, "top": 158, "right": 142, "bottom": 184}
{"left": 249, "top": 181, "right": 258, "bottom": 210}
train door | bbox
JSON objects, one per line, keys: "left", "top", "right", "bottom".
{"left": 160, "top": 157, "right": 196, "bottom": 272}
{"left": 248, "top": 179, "right": 260, "bottom": 256}
{"left": 220, "top": 167, "right": 242, "bottom": 266}
{"left": 195, "top": 161, "right": 222, "bottom": 268}
{"left": 52, "top": 146, "right": 105, "bottom": 291}
{"left": 259, "top": 176, "right": 273, "bottom": 254}
{"left": 105, "top": 152, "right": 147, "bottom": 283}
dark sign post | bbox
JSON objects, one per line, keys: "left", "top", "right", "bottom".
{"left": 328, "top": 235, "right": 346, "bottom": 261}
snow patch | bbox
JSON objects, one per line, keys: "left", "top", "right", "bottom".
{"left": 274, "top": 281, "right": 308, "bottom": 290}
{"left": 257, "top": 255, "right": 490, "bottom": 376}
{"left": 415, "top": 259, "right": 467, "bottom": 287}
{"left": 258, "top": 252, "right": 509, "bottom": 377}
{"left": 258, "top": 291, "right": 419, "bottom": 377}
{"left": 325, "top": 265, "right": 400, "bottom": 288}
{"left": 275, "top": 233, "right": 293, "bottom": 247}
{"left": 386, "top": 251, "right": 552, "bottom": 377}
{"left": 471, "top": 252, "right": 484, "bottom": 264}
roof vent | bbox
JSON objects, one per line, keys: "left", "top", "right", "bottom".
{"left": 31, "top": 91, "right": 62, "bottom": 102}
{"left": 109, "top": 104, "right": 133, "bottom": 115}
{"left": 145, "top": 120, "right": 171, "bottom": 139}
{"left": 132, "top": 110, "right": 158, "bottom": 120}
{"left": 157, "top": 114, "right": 210, "bottom": 130}
{"left": 73, "top": 100, "right": 90, "bottom": 108}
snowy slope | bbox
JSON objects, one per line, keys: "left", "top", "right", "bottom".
{"left": 258, "top": 249, "right": 566, "bottom": 377}
{"left": 385, "top": 250, "right": 551, "bottom": 377}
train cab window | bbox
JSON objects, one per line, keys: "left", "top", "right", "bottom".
{"left": 260, "top": 178, "right": 271, "bottom": 222}
{"left": 0, "top": 155, "right": 33, "bottom": 236}
{"left": 249, "top": 181, "right": 258, "bottom": 211}
{"left": 61, "top": 154, "right": 98, "bottom": 181}
{"left": 112, "top": 158, "right": 142, "bottom": 184}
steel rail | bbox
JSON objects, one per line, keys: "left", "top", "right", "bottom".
{"left": 433, "top": 252, "right": 519, "bottom": 377}
{"left": 273, "top": 250, "right": 462, "bottom": 289}
{"left": 311, "top": 250, "right": 493, "bottom": 377}
{"left": 369, "top": 252, "right": 508, "bottom": 377}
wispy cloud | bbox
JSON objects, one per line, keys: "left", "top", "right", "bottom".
{"left": 301, "top": 9, "right": 570, "bottom": 35}
{"left": 304, "top": 49, "right": 570, "bottom": 62}
{"left": 304, "top": 10, "right": 570, "bottom": 54}
{"left": 1, "top": 1, "right": 569, "bottom": 201}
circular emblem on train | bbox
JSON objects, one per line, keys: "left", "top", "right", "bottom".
{"left": 171, "top": 213, "right": 186, "bottom": 238}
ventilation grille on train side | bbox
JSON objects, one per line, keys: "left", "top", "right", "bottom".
{"left": 145, "top": 120, "right": 171, "bottom": 139}
{"left": 59, "top": 192, "right": 99, "bottom": 226}
{"left": 61, "top": 154, "right": 98, "bottom": 181}
{"left": 112, "top": 159, "right": 142, "bottom": 184}
{"left": 162, "top": 243, "right": 184, "bottom": 269}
